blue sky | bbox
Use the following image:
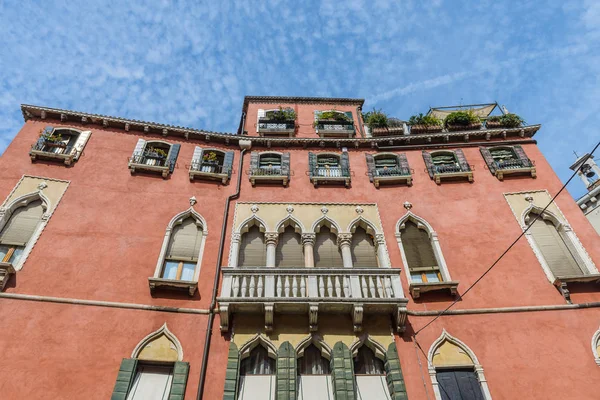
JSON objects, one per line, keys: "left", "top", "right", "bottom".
{"left": 0, "top": 1, "right": 598, "bottom": 199}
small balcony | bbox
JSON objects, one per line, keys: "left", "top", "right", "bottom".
{"left": 553, "top": 273, "right": 600, "bottom": 303}
{"left": 315, "top": 120, "right": 355, "bottom": 138}
{"left": 189, "top": 161, "right": 231, "bottom": 184}
{"left": 29, "top": 140, "right": 77, "bottom": 166}
{"left": 493, "top": 158, "right": 536, "bottom": 180}
{"left": 257, "top": 118, "right": 296, "bottom": 137}
{"left": 310, "top": 167, "right": 352, "bottom": 187}
{"left": 372, "top": 167, "right": 412, "bottom": 187}
{"left": 432, "top": 164, "right": 473, "bottom": 184}
{"left": 0, "top": 262, "right": 15, "bottom": 291}
{"left": 249, "top": 167, "right": 289, "bottom": 186}
{"left": 128, "top": 152, "right": 170, "bottom": 178}
{"left": 218, "top": 268, "right": 408, "bottom": 333}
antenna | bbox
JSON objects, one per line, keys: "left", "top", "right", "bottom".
{"left": 573, "top": 150, "right": 580, "bottom": 159}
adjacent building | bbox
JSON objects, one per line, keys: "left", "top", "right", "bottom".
{"left": 571, "top": 154, "right": 600, "bottom": 235}
{"left": 0, "top": 97, "right": 599, "bottom": 399}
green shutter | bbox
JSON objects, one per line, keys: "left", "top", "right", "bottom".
{"left": 111, "top": 358, "right": 138, "bottom": 400}
{"left": 385, "top": 343, "right": 408, "bottom": 400}
{"left": 397, "top": 153, "right": 410, "bottom": 175}
{"left": 223, "top": 151, "right": 235, "bottom": 179}
{"left": 276, "top": 341, "right": 297, "bottom": 400}
{"left": 223, "top": 342, "right": 240, "bottom": 400}
{"left": 169, "top": 361, "right": 190, "bottom": 400}
{"left": 422, "top": 151, "right": 434, "bottom": 179}
{"left": 341, "top": 152, "right": 351, "bottom": 177}
{"left": 365, "top": 154, "right": 376, "bottom": 182}
{"left": 331, "top": 341, "right": 356, "bottom": 400}
{"left": 167, "top": 144, "right": 181, "bottom": 174}
{"left": 250, "top": 151, "right": 259, "bottom": 175}
{"left": 281, "top": 152, "right": 291, "bottom": 180}
{"left": 513, "top": 145, "right": 532, "bottom": 167}
{"left": 308, "top": 152, "right": 317, "bottom": 178}
{"left": 454, "top": 149, "right": 471, "bottom": 172}
{"left": 479, "top": 147, "right": 496, "bottom": 175}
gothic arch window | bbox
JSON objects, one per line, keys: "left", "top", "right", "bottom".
{"left": 297, "top": 343, "right": 334, "bottom": 399}
{"left": 396, "top": 212, "right": 457, "bottom": 298}
{"left": 592, "top": 326, "right": 600, "bottom": 366}
{"left": 238, "top": 338, "right": 277, "bottom": 400}
{"left": 149, "top": 209, "right": 207, "bottom": 296}
{"left": 275, "top": 225, "right": 303, "bottom": 268}
{"left": 0, "top": 199, "right": 45, "bottom": 267}
{"left": 314, "top": 225, "right": 343, "bottom": 268}
{"left": 351, "top": 226, "right": 378, "bottom": 268}
{"left": 428, "top": 330, "right": 492, "bottom": 400}
{"left": 353, "top": 345, "right": 391, "bottom": 400}
{"left": 239, "top": 225, "right": 267, "bottom": 267}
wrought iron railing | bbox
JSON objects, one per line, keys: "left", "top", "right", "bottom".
{"left": 190, "top": 161, "right": 229, "bottom": 174}
{"left": 251, "top": 167, "right": 285, "bottom": 176}
{"left": 313, "top": 167, "right": 351, "bottom": 178}
{"left": 375, "top": 167, "right": 411, "bottom": 177}
{"left": 315, "top": 120, "right": 355, "bottom": 132}
{"left": 494, "top": 158, "right": 532, "bottom": 170}
{"left": 130, "top": 152, "right": 168, "bottom": 168}
{"left": 30, "top": 140, "right": 76, "bottom": 156}
{"left": 258, "top": 119, "right": 296, "bottom": 131}
{"left": 433, "top": 164, "right": 464, "bottom": 174}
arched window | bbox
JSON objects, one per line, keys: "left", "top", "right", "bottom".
{"left": 431, "top": 151, "right": 461, "bottom": 174}
{"left": 239, "top": 225, "right": 267, "bottom": 267}
{"left": 0, "top": 199, "right": 44, "bottom": 265}
{"left": 316, "top": 154, "right": 342, "bottom": 177}
{"left": 401, "top": 220, "right": 441, "bottom": 283}
{"left": 354, "top": 346, "right": 391, "bottom": 400}
{"left": 161, "top": 217, "right": 203, "bottom": 281}
{"left": 351, "top": 227, "right": 378, "bottom": 268}
{"left": 238, "top": 345, "right": 276, "bottom": 400}
{"left": 275, "top": 225, "right": 303, "bottom": 267}
{"left": 314, "top": 226, "right": 343, "bottom": 268}
{"left": 39, "top": 128, "right": 80, "bottom": 154}
{"left": 297, "top": 344, "right": 334, "bottom": 399}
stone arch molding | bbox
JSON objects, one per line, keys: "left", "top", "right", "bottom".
{"left": 311, "top": 215, "right": 342, "bottom": 234}
{"left": 592, "top": 326, "right": 600, "bottom": 366}
{"left": 427, "top": 330, "right": 492, "bottom": 400}
{"left": 167, "top": 207, "right": 208, "bottom": 235}
{"left": 296, "top": 333, "right": 333, "bottom": 360}
{"left": 237, "top": 214, "right": 269, "bottom": 234}
{"left": 350, "top": 334, "right": 387, "bottom": 361}
{"left": 347, "top": 215, "right": 379, "bottom": 236}
{"left": 238, "top": 333, "right": 278, "bottom": 360}
{"left": 275, "top": 214, "right": 306, "bottom": 234}
{"left": 131, "top": 323, "right": 184, "bottom": 362}
{"left": 0, "top": 190, "right": 52, "bottom": 272}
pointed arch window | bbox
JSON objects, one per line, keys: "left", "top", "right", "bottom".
{"left": 351, "top": 226, "right": 378, "bottom": 268}
{"left": 275, "top": 225, "right": 303, "bottom": 267}
{"left": 0, "top": 199, "right": 44, "bottom": 266}
{"left": 353, "top": 346, "right": 391, "bottom": 400}
{"left": 239, "top": 225, "right": 267, "bottom": 267}
{"left": 238, "top": 345, "right": 276, "bottom": 400}
{"left": 314, "top": 226, "right": 343, "bottom": 268}
{"left": 297, "top": 344, "right": 334, "bottom": 399}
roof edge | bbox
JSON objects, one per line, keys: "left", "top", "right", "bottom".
{"left": 243, "top": 96, "right": 365, "bottom": 112}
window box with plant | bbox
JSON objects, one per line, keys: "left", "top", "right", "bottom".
{"left": 423, "top": 150, "right": 474, "bottom": 184}
{"left": 366, "top": 153, "right": 412, "bottom": 187}
{"left": 480, "top": 145, "right": 536, "bottom": 180}
{"left": 308, "top": 152, "right": 352, "bottom": 187}
{"left": 129, "top": 139, "right": 180, "bottom": 178}
{"left": 29, "top": 126, "right": 91, "bottom": 166}
{"left": 408, "top": 114, "right": 443, "bottom": 134}
{"left": 485, "top": 113, "right": 524, "bottom": 129}
{"left": 189, "top": 147, "right": 234, "bottom": 184}
{"left": 314, "top": 110, "right": 355, "bottom": 138}
{"left": 249, "top": 152, "right": 291, "bottom": 186}
{"left": 363, "top": 109, "right": 404, "bottom": 137}
{"left": 257, "top": 107, "right": 297, "bottom": 136}
{"left": 443, "top": 110, "right": 482, "bottom": 132}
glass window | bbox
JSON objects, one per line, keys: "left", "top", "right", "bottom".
{"left": 181, "top": 262, "right": 195, "bottom": 281}
{"left": 238, "top": 346, "right": 276, "bottom": 400}
{"left": 297, "top": 344, "right": 334, "bottom": 400}
{"left": 354, "top": 346, "right": 391, "bottom": 400}
{"left": 162, "top": 261, "right": 179, "bottom": 279}
{"left": 126, "top": 364, "right": 173, "bottom": 400}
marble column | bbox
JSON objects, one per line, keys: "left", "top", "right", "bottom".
{"left": 265, "top": 232, "right": 279, "bottom": 268}
{"left": 302, "top": 233, "right": 316, "bottom": 268}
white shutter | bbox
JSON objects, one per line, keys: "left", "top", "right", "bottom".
{"left": 191, "top": 146, "right": 203, "bottom": 164}
{"left": 72, "top": 130, "right": 92, "bottom": 159}
{"left": 530, "top": 217, "right": 584, "bottom": 277}
{"left": 133, "top": 139, "right": 146, "bottom": 156}
{"left": 356, "top": 376, "right": 392, "bottom": 400}
{"left": 167, "top": 218, "right": 202, "bottom": 260}
{"left": 257, "top": 109, "right": 266, "bottom": 132}
{"left": 0, "top": 200, "right": 44, "bottom": 246}
{"left": 126, "top": 365, "right": 173, "bottom": 400}
{"left": 298, "top": 375, "right": 334, "bottom": 400}
{"left": 238, "top": 375, "right": 276, "bottom": 400}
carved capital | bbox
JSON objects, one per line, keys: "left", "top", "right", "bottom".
{"left": 301, "top": 233, "right": 316, "bottom": 247}
{"left": 375, "top": 234, "right": 385, "bottom": 245}
{"left": 219, "top": 303, "right": 230, "bottom": 332}
{"left": 309, "top": 303, "right": 319, "bottom": 332}
{"left": 264, "top": 233, "right": 279, "bottom": 246}
{"left": 352, "top": 304, "right": 364, "bottom": 332}
{"left": 337, "top": 233, "right": 352, "bottom": 248}
{"left": 396, "top": 306, "right": 408, "bottom": 332}
{"left": 231, "top": 233, "right": 241, "bottom": 244}
{"left": 264, "top": 303, "right": 274, "bottom": 332}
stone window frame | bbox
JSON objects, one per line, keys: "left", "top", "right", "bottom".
{"left": 592, "top": 326, "right": 600, "bottom": 366}
{"left": 256, "top": 108, "right": 297, "bottom": 137}
{"left": 131, "top": 323, "right": 184, "bottom": 361}
{"left": 249, "top": 151, "right": 290, "bottom": 186}
{"left": 29, "top": 126, "right": 92, "bottom": 166}
{"left": 395, "top": 210, "right": 458, "bottom": 298}
{"left": 148, "top": 207, "right": 208, "bottom": 296}
{"left": 238, "top": 333, "right": 278, "bottom": 362}
{"left": 427, "top": 330, "right": 493, "bottom": 400}
{"left": 128, "top": 139, "right": 179, "bottom": 178}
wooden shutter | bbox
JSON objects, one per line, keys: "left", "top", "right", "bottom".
{"left": 341, "top": 152, "right": 350, "bottom": 177}
{"left": 167, "top": 218, "right": 202, "bottom": 261}
{"left": 365, "top": 154, "right": 376, "bottom": 182}
{"left": 223, "top": 342, "right": 240, "bottom": 400}
{"left": 239, "top": 226, "right": 267, "bottom": 267}
{"left": 436, "top": 370, "right": 484, "bottom": 400}
{"left": 308, "top": 152, "right": 317, "bottom": 178}
{"left": 111, "top": 358, "right": 138, "bottom": 400}
{"left": 133, "top": 139, "right": 146, "bottom": 157}
{"left": 331, "top": 342, "right": 356, "bottom": 400}
{"left": 385, "top": 343, "right": 408, "bottom": 400}
{"left": 276, "top": 341, "right": 297, "bottom": 400}
{"left": 479, "top": 147, "right": 496, "bottom": 175}
{"left": 401, "top": 221, "right": 438, "bottom": 271}
{"left": 529, "top": 216, "right": 583, "bottom": 277}
{"left": 314, "top": 227, "right": 344, "bottom": 268}
{"left": 191, "top": 146, "right": 203, "bottom": 165}
{"left": 250, "top": 151, "right": 259, "bottom": 174}
{"left": 71, "top": 130, "right": 91, "bottom": 159}
{"left": 454, "top": 149, "right": 471, "bottom": 172}
{"left": 275, "top": 226, "right": 303, "bottom": 267}
{"left": 169, "top": 361, "right": 190, "bottom": 400}
{"left": 422, "top": 151, "right": 434, "bottom": 179}
{"left": 0, "top": 200, "right": 44, "bottom": 246}
{"left": 397, "top": 153, "right": 409, "bottom": 174}
{"left": 224, "top": 151, "right": 235, "bottom": 179}
{"left": 513, "top": 145, "right": 532, "bottom": 167}
{"left": 281, "top": 152, "right": 291, "bottom": 179}
{"left": 167, "top": 144, "right": 181, "bottom": 174}
{"left": 351, "top": 227, "right": 378, "bottom": 268}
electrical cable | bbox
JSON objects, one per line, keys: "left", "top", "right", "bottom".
{"left": 413, "top": 140, "right": 600, "bottom": 337}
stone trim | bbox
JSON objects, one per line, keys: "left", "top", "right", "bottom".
{"left": 592, "top": 326, "right": 600, "bottom": 366}
{"left": 130, "top": 322, "right": 184, "bottom": 361}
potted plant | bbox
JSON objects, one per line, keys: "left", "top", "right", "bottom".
{"left": 266, "top": 107, "right": 296, "bottom": 121}
{"left": 314, "top": 109, "right": 352, "bottom": 127}
{"left": 363, "top": 109, "right": 397, "bottom": 135}
{"left": 146, "top": 147, "right": 168, "bottom": 159}
{"left": 203, "top": 151, "right": 219, "bottom": 165}
{"left": 443, "top": 110, "right": 482, "bottom": 131}
{"left": 408, "top": 113, "right": 443, "bottom": 134}
{"left": 486, "top": 113, "right": 524, "bottom": 129}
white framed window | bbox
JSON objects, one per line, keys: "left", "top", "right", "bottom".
{"left": 297, "top": 344, "right": 334, "bottom": 400}
{"left": 354, "top": 346, "right": 391, "bottom": 400}
{"left": 126, "top": 364, "right": 174, "bottom": 400}
{"left": 29, "top": 126, "right": 91, "bottom": 165}
{"left": 238, "top": 344, "right": 276, "bottom": 400}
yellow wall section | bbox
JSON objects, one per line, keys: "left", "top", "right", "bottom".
{"left": 504, "top": 190, "right": 565, "bottom": 225}
{"left": 432, "top": 340, "right": 474, "bottom": 367}
{"left": 137, "top": 334, "right": 179, "bottom": 362}
{"left": 3, "top": 176, "right": 69, "bottom": 212}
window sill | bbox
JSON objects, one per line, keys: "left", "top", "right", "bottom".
{"left": 29, "top": 149, "right": 76, "bottom": 166}
{"left": 258, "top": 129, "right": 296, "bottom": 137}
{"left": 316, "top": 130, "right": 355, "bottom": 138}
{"left": 0, "top": 262, "right": 15, "bottom": 291}
{"left": 495, "top": 166, "right": 536, "bottom": 181}
{"left": 128, "top": 162, "right": 170, "bottom": 178}
{"left": 373, "top": 174, "right": 412, "bottom": 188}
{"left": 189, "top": 169, "right": 230, "bottom": 184}
{"left": 433, "top": 171, "right": 473, "bottom": 185}
{"left": 553, "top": 274, "right": 600, "bottom": 303}
{"left": 310, "top": 176, "right": 351, "bottom": 188}
{"left": 409, "top": 281, "right": 459, "bottom": 299}
{"left": 148, "top": 277, "right": 197, "bottom": 296}
{"left": 250, "top": 174, "right": 289, "bottom": 187}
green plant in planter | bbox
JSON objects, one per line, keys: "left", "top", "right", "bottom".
{"left": 443, "top": 110, "right": 480, "bottom": 128}
{"left": 408, "top": 113, "right": 442, "bottom": 126}
{"left": 363, "top": 108, "right": 389, "bottom": 129}
{"left": 46, "top": 133, "right": 63, "bottom": 143}
{"left": 487, "top": 113, "right": 524, "bottom": 128}
{"left": 266, "top": 107, "right": 296, "bottom": 121}
{"left": 203, "top": 151, "right": 218, "bottom": 163}
{"left": 318, "top": 110, "right": 351, "bottom": 121}
{"left": 147, "top": 147, "right": 168, "bottom": 158}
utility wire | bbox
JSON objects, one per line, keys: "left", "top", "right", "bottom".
{"left": 414, "top": 140, "right": 600, "bottom": 336}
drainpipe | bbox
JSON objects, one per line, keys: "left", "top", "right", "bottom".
{"left": 196, "top": 112, "right": 247, "bottom": 400}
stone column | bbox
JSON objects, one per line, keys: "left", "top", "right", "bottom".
{"left": 265, "top": 232, "right": 279, "bottom": 268}
{"left": 375, "top": 234, "right": 390, "bottom": 268}
{"left": 337, "top": 233, "right": 353, "bottom": 268}
{"left": 228, "top": 233, "right": 241, "bottom": 267}
{"left": 302, "top": 233, "right": 316, "bottom": 268}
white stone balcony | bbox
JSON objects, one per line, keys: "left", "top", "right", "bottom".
{"left": 217, "top": 267, "right": 408, "bottom": 333}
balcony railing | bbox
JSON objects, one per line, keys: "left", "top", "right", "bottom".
{"left": 433, "top": 164, "right": 463, "bottom": 174}
{"left": 29, "top": 140, "right": 77, "bottom": 165}
{"left": 257, "top": 119, "right": 296, "bottom": 136}
{"left": 315, "top": 120, "right": 355, "bottom": 137}
{"left": 130, "top": 153, "right": 168, "bottom": 167}
{"left": 251, "top": 167, "right": 284, "bottom": 176}
{"left": 190, "top": 161, "right": 229, "bottom": 174}
{"left": 492, "top": 158, "right": 536, "bottom": 180}
{"left": 218, "top": 268, "right": 408, "bottom": 333}
{"left": 375, "top": 167, "right": 411, "bottom": 177}
{"left": 494, "top": 158, "right": 531, "bottom": 170}
{"left": 313, "top": 167, "right": 350, "bottom": 178}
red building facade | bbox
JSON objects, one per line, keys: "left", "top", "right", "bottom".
{"left": 0, "top": 97, "right": 598, "bottom": 399}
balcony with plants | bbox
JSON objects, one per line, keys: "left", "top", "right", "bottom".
{"left": 189, "top": 150, "right": 231, "bottom": 184}
{"left": 363, "top": 109, "right": 404, "bottom": 137}
{"left": 249, "top": 153, "right": 290, "bottom": 186}
{"left": 29, "top": 128, "right": 80, "bottom": 165}
{"left": 314, "top": 110, "right": 355, "bottom": 138}
{"left": 443, "top": 110, "right": 482, "bottom": 132}
{"left": 485, "top": 113, "right": 524, "bottom": 129}
{"left": 408, "top": 113, "right": 443, "bottom": 134}
{"left": 257, "top": 107, "right": 297, "bottom": 137}
{"left": 128, "top": 143, "right": 173, "bottom": 178}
